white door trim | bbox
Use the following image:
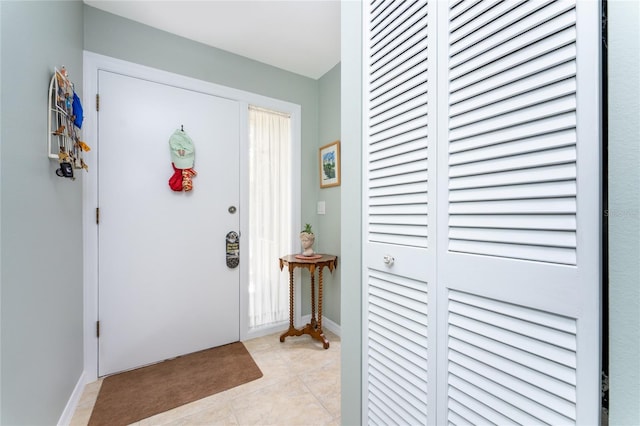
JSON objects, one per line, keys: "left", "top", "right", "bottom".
{"left": 82, "top": 51, "right": 301, "bottom": 380}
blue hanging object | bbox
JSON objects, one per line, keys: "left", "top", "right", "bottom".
{"left": 72, "top": 91, "right": 84, "bottom": 128}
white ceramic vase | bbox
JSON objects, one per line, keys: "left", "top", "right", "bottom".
{"left": 300, "top": 232, "right": 315, "bottom": 256}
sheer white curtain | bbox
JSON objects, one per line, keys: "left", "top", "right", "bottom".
{"left": 248, "top": 106, "right": 292, "bottom": 328}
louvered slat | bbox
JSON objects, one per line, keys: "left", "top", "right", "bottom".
{"left": 450, "top": 2, "right": 575, "bottom": 68}
{"left": 369, "top": 271, "right": 429, "bottom": 311}
{"left": 450, "top": 0, "right": 533, "bottom": 47}
{"left": 449, "top": 240, "right": 577, "bottom": 264}
{"left": 449, "top": 130, "right": 576, "bottom": 164}
{"left": 447, "top": 289, "right": 578, "bottom": 424}
{"left": 449, "top": 227, "right": 576, "bottom": 248}
{"left": 449, "top": 79, "right": 576, "bottom": 129}
{"left": 369, "top": 362, "right": 427, "bottom": 417}
{"left": 370, "top": 146, "right": 428, "bottom": 171}
{"left": 450, "top": 61, "right": 577, "bottom": 117}
{"left": 370, "top": 193, "right": 428, "bottom": 206}
{"left": 449, "top": 0, "right": 503, "bottom": 35}
{"left": 369, "top": 313, "right": 428, "bottom": 353}
{"left": 449, "top": 301, "right": 576, "bottom": 350}
{"left": 370, "top": 26, "right": 428, "bottom": 90}
{"left": 367, "top": 268, "right": 428, "bottom": 425}
{"left": 449, "top": 214, "right": 576, "bottom": 230}
{"left": 449, "top": 352, "right": 576, "bottom": 413}
{"left": 370, "top": 134, "right": 427, "bottom": 159}
{"left": 448, "top": 393, "right": 516, "bottom": 426}
{"left": 448, "top": 315, "right": 576, "bottom": 368}
{"left": 449, "top": 0, "right": 482, "bottom": 22}
{"left": 369, "top": 233, "right": 428, "bottom": 247}
{"left": 448, "top": 325, "right": 577, "bottom": 385}
{"left": 449, "top": 180, "right": 576, "bottom": 202}
{"left": 449, "top": 44, "right": 576, "bottom": 105}
{"left": 449, "top": 96, "right": 576, "bottom": 142}
{"left": 449, "top": 338, "right": 577, "bottom": 402}
{"left": 370, "top": 214, "right": 428, "bottom": 227}
{"left": 449, "top": 376, "right": 546, "bottom": 425}
{"left": 369, "top": 113, "right": 428, "bottom": 146}
{"left": 449, "top": 147, "right": 576, "bottom": 178}
{"left": 450, "top": 26, "right": 576, "bottom": 93}
{"left": 370, "top": 296, "right": 428, "bottom": 336}
{"left": 370, "top": 158, "right": 428, "bottom": 181}
{"left": 449, "top": 365, "right": 573, "bottom": 424}
{"left": 369, "top": 81, "right": 427, "bottom": 129}
{"left": 369, "top": 332, "right": 428, "bottom": 382}
{"left": 449, "top": 290, "right": 577, "bottom": 332}
{"left": 367, "top": 0, "right": 428, "bottom": 251}
{"left": 370, "top": 202, "right": 429, "bottom": 215}
{"left": 449, "top": 163, "right": 576, "bottom": 190}
{"left": 449, "top": 197, "right": 576, "bottom": 215}
{"left": 447, "top": 0, "right": 578, "bottom": 265}
{"left": 448, "top": 1, "right": 577, "bottom": 265}
{"left": 449, "top": 112, "right": 576, "bottom": 154}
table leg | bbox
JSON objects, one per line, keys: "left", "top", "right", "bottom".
{"left": 310, "top": 270, "right": 316, "bottom": 329}
{"left": 288, "top": 268, "right": 294, "bottom": 328}
{"left": 300, "top": 266, "right": 329, "bottom": 349}
{"left": 280, "top": 266, "right": 301, "bottom": 342}
{"left": 318, "top": 267, "right": 324, "bottom": 332}
{"left": 317, "top": 266, "right": 329, "bottom": 349}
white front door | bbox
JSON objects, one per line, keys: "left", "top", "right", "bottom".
{"left": 97, "top": 70, "right": 240, "bottom": 376}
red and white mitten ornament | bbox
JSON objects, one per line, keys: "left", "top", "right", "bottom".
{"left": 182, "top": 168, "right": 197, "bottom": 192}
{"left": 169, "top": 163, "right": 183, "bottom": 191}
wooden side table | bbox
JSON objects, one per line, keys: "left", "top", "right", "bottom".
{"left": 279, "top": 254, "right": 337, "bottom": 349}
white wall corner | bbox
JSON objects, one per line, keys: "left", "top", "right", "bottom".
{"left": 321, "top": 315, "right": 341, "bottom": 337}
{"left": 300, "top": 314, "right": 341, "bottom": 338}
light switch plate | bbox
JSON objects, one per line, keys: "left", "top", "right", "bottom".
{"left": 317, "top": 201, "right": 326, "bottom": 215}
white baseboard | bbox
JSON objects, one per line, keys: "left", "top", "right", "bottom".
{"left": 243, "top": 321, "right": 289, "bottom": 341}
{"left": 300, "top": 314, "right": 341, "bottom": 337}
{"left": 58, "top": 371, "right": 88, "bottom": 426}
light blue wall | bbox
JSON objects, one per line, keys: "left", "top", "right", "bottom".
{"left": 0, "top": 1, "right": 3, "bottom": 421}
{"left": 0, "top": 1, "right": 85, "bottom": 424}
{"left": 608, "top": 0, "right": 640, "bottom": 424}
{"left": 301, "top": 63, "right": 341, "bottom": 322}
{"left": 340, "top": 2, "right": 363, "bottom": 424}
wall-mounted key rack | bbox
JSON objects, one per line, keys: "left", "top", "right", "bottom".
{"left": 48, "top": 66, "right": 89, "bottom": 179}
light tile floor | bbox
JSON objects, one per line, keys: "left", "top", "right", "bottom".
{"left": 70, "top": 330, "right": 341, "bottom": 426}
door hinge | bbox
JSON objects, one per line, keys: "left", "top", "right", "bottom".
{"left": 96, "top": 207, "right": 100, "bottom": 225}
{"left": 96, "top": 94, "right": 100, "bottom": 112}
{"left": 96, "top": 321, "right": 100, "bottom": 338}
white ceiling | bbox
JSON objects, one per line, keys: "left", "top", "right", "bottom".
{"left": 84, "top": 0, "right": 341, "bottom": 80}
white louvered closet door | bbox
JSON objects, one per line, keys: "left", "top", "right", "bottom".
{"left": 363, "top": 0, "right": 602, "bottom": 425}
{"left": 363, "top": 0, "right": 437, "bottom": 424}
{"left": 436, "top": 1, "right": 601, "bottom": 425}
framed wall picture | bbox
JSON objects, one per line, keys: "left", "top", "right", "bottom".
{"left": 319, "top": 140, "right": 341, "bottom": 188}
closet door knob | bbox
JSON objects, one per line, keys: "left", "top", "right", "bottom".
{"left": 383, "top": 255, "right": 395, "bottom": 266}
